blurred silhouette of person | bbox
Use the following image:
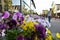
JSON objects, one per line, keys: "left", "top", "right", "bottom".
{"left": 47, "top": 8, "right": 52, "bottom": 22}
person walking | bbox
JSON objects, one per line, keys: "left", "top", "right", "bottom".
{"left": 47, "top": 8, "right": 52, "bottom": 22}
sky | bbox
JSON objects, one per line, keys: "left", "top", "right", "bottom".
{"left": 12, "top": 0, "right": 60, "bottom": 14}
{"left": 12, "top": 0, "right": 20, "bottom": 5}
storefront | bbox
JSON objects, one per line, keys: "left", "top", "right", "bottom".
{"left": 20, "top": 0, "right": 36, "bottom": 14}
{"left": 12, "top": 0, "right": 36, "bottom": 14}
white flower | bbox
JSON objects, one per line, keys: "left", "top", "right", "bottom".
{"left": 1, "top": 29, "right": 5, "bottom": 37}
{"left": 37, "top": 18, "right": 51, "bottom": 28}
{"left": 45, "top": 19, "right": 51, "bottom": 28}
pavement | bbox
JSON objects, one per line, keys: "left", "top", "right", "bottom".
{"left": 49, "top": 18, "right": 60, "bottom": 40}
{"left": 50, "top": 18, "right": 60, "bottom": 33}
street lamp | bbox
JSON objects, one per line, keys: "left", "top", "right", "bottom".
{"left": 20, "top": 0, "right": 22, "bottom": 13}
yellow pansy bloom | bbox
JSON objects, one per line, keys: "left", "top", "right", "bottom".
{"left": 45, "top": 35, "right": 52, "bottom": 40}
{"left": 23, "top": 26, "right": 27, "bottom": 30}
{"left": 34, "top": 35, "right": 38, "bottom": 40}
{"left": 47, "top": 29, "right": 51, "bottom": 35}
{"left": 33, "top": 22, "right": 38, "bottom": 24}
{"left": 56, "top": 33, "right": 60, "bottom": 38}
{"left": 20, "top": 20, "right": 35, "bottom": 31}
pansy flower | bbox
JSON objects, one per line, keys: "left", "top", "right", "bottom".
{"left": 16, "top": 35, "right": 24, "bottom": 40}
{"left": 34, "top": 24, "right": 46, "bottom": 38}
{"left": 13, "top": 12, "right": 24, "bottom": 21}
{"left": 2, "top": 11, "right": 10, "bottom": 19}
{"left": 12, "top": 12, "right": 24, "bottom": 25}
{"left": 0, "top": 23, "right": 7, "bottom": 29}
{"left": 37, "top": 18, "right": 51, "bottom": 28}
{"left": 7, "top": 19, "right": 17, "bottom": 29}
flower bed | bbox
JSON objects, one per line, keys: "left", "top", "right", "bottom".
{"left": 0, "top": 11, "right": 59, "bottom": 40}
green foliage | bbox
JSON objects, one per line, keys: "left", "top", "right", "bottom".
{"left": 5, "top": 28, "right": 22, "bottom": 40}
{"left": 21, "top": 28, "right": 33, "bottom": 37}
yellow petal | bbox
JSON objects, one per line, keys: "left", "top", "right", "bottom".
{"left": 56, "top": 33, "right": 60, "bottom": 38}
{"left": 47, "top": 29, "right": 51, "bottom": 34}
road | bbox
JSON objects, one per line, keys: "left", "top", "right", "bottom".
{"left": 49, "top": 18, "right": 60, "bottom": 39}
{"left": 50, "top": 18, "right": 60, "bottom": 33}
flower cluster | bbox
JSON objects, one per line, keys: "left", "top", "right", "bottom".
{"left": 0, "top": 11, "right": 55, "bottom": 40}
{"left": 34, "top": 24, "right": 46, "bottom": 38}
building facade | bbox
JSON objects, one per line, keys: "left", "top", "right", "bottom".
{"left": 56, "top": 4, "right": 60, "bottom": 10}
{"left": 4, "top": 0, "right": 12, "bottom": 11}
{"left": 0, "top": 0, "right": 12, "bottom": 12}
{"left": 0, "top": 0, "right": 4, "bottom": 12}
{"left": 12, "top": 0, "right": 36, "bottom": 14}
{"left": 56, "top": 4, "right": 60, "bottom": 18}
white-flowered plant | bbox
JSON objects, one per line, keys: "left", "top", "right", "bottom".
{"left": 37, "top": 18, "right": 51, "bottom": 28}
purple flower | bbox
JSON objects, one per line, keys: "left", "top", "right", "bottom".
{"left": 19, "top": 21, "right": 23, "bottom": 25}
{"left": 2, "top": 11, "right": 10, "bottom": 19}
{"left": 7, "top": 20, "right": 17, "bottom": 29}
{"left": 34, "top": 24, "right": 46, "bottom": 38}
{"left": 15, "top": 12, "right": 22, "bottom": 17}
{"left": 13, "top": 12, "right": 24, "bottom": 21}
{"left": 34, "top": 24, "right": 43, "bottom": 31}
{"left": 16, "top": 35, "right": 24, "bottom": 40}
{"left": 0, "top": 23, "right": 7, "bottom": 29}
{"left": 12, "top": 12, "right": 24, "bottom": 25}
{"left": 20, "top": 16, "right": 24, "bottom": 21}
{"left": 12, "top": 14, "right": 17, "bottom": 20}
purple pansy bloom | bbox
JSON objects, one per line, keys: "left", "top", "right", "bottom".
{"left": 13, "top": 12, "right": 24, "bottom": 21}
{"left": 19, "top": 21, "right": 23, "bottom": 25}
{"left": 13, "top": 12, "right": 24, "bottom": 25}
{"left": 0, "top": 23, "right": 7, "bottom": 29}
{"left": 34, "top": 24, "right": 46, "bottom": 38}
{"left": 2, "top": 11, "right": 10, "bottom": 19}
{"left": 16, "top": 35, "right": 24, "bottom": 40}
{"left": 19, "top": 16, "right": 24, "bottom": 21}
{"left": 12, "top": 14, "right": 17, "bottom": 20}
{"left": 33, "top": 15, "right": 40, "bottom": 19}
{"left": 7, "top": 19, "right": 17, "bottom": 29}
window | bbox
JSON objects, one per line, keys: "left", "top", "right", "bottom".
{"left": 57, "top": 8, "right": 59, "bottom": 10}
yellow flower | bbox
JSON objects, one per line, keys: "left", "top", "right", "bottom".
{"left": 20, "top": 20, "right": 37, "bottom": 31}
{"left": 47, "top": 29, "right": 51, "bottom": 35}
{"left": 56, "top": 33, "right": 60, "bottom": 38}
{"left": 33, "top": 22, "right": 38, "bottom": 24}
{"left": 34, "top": 35, "right": 38, "bottom": 40}
{"left": 27, "top": 21, "right": 34, "bottom": 29}
{"left": 23, "top": 26, "right": 27, "bottom": 30}
{"left": 45, "top": 29, "right": 53, "bottom": 40}
{"left": 45, "top": 35, "right": 52, "bottom": 40}
{"left": 20, "top": 20, "right": 28, "bottom": 30}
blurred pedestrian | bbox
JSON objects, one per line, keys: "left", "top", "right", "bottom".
{"left": 47, "top": 8, "right": 52, "bottom": 22}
